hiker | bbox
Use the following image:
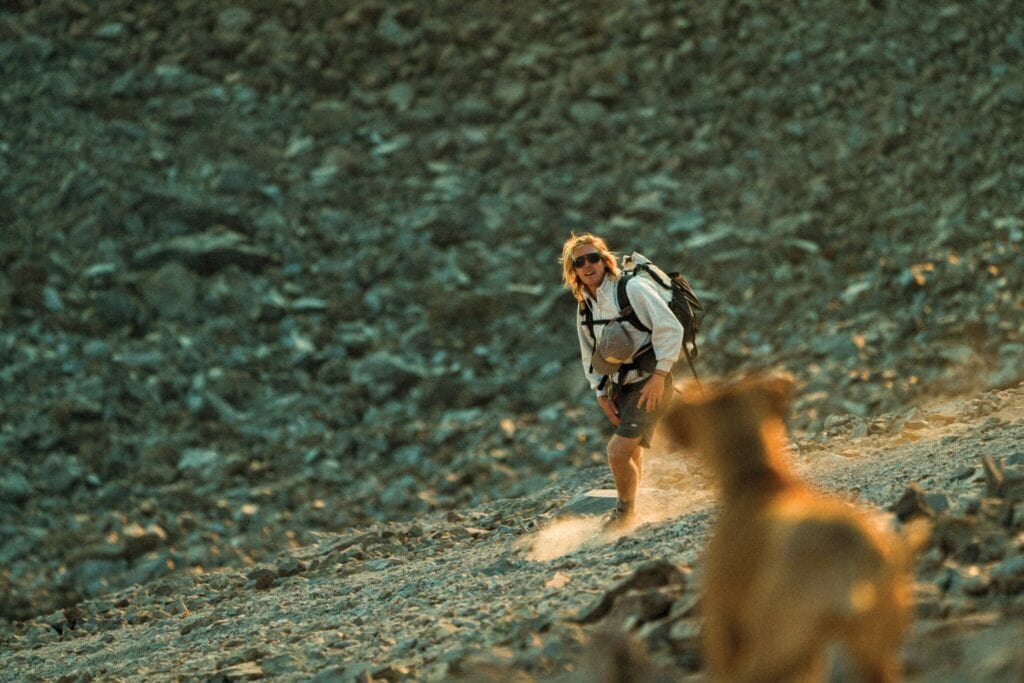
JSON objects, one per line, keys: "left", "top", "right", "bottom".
{"left": 561, "top": 233, "right": 685, "bottom": 529}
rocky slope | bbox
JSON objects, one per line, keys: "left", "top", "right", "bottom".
{"left": 1, "top": 0, "right": 1023, "bottom": 664}
{"left": 2, "top": 383, "right": 1023, "bottom": 681}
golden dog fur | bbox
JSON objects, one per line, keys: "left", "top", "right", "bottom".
{"left": 665, "top": 373, "right": 926, "bottom": 682}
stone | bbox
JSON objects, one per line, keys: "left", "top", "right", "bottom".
{"left": 0, "top": 272, "right": 11, "bottom": 317}
{"left": 177, "top": 448, "right": 222, "bottom": 479}
{"left": 605, "top": 589, "right": 674, "bottom": 628}
{"left": 93, "top": 289, "right": 142, "bottom": 330}
{"left": 890, "top": 483, "right": 935, "bottom": 521}
{"left": 215, "top": 163, "right": 260, "bottom": 194}
{"left": 248, "top": 567, "right": 277, "bottom": 590}
{"left": 493, "top": 79, "right": 528, "bottom": 107}
{"left": 132, "top": 229, "right": 277, "bottom": 275}
{"left": 453, "top": 96, "right": 495, "bottom": 123}
{"left": 384, "top": 82, "right": 415, "bottom": 112}
{"left": 216, "top": 7, "right": 254, "bottom": 37}
{"left": 122, "top": 523, "right": 168, "bottom": 560}
{"left": 38, "top": 454, "right": 86, "bottom": 494}
{"left": 350, "top": 352, "right": 429, "bottom": 402}
{"left": 569, "top": 100, "right": 607, "bottom": 125}
{"left": 140, "top": 261, "right": 197, "bottom": 322}
{"left": 575, "top": 560, "right": 688, "bottom": 624}
{"left": 0, "top": 471, "right": 34, "bottom": 505}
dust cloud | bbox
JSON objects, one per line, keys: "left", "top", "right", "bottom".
{"left": 523, "top": 433, "right": 715, "bottom": 561}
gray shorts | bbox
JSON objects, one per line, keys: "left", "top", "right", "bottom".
{"left": 611, "top": 373, "right": 674, "bottom": 448}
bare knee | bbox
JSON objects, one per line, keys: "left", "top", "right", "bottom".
{"left": 607, "top": 436, "right": 641, "bottom": 467}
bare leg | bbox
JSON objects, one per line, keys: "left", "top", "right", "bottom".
{"left": 607, "top": 435, "right": 643, "bottom": 508}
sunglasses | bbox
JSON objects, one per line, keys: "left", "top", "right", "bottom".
{"left": 572, "top": 252, "right": 603, "bottom": 269}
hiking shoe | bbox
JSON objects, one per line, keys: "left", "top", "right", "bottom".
{"left": 601, "top": 505, "right": 637, "bottom": 532}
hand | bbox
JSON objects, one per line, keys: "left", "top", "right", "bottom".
{"left": 637, "top": 373, "right": 667, "bottom": 413}
{"left": 597, "top": 395, "right": 621, "bottom": 426}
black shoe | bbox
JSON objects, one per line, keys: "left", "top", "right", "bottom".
{"left": 601, "top": 505, "right": 637, "bottom": 532}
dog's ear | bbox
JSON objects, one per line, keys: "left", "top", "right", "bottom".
{"left": 758, "top": 372, "right": 795, "bottom": 418}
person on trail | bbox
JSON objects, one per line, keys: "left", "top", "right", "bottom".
{"left": 561, "top": 233, "right": 684, "bottom": 530}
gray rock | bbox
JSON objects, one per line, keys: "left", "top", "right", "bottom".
{"left": 0, "top": 272, "right": 11, "bottom": 317}
{"left": 93, "top": 289, "right": 141, "bottom": 330}
{"left": 379, "top": 475, "right": 418, "bottom": 508}
{"left": 73, "top": 559, "right": 128, "bottom": 597}
{"left": 924, "top": 492, "right": 952, "bottom": 515}
{"left": 377, "top": 12, "right": 415, "bottom": 47}
{"left": 177, "top": 448, "right": 222, "bottom": 479}
{"left": 216, "top": 7, "right": 254, "bottom": 36}
{"left": 350, "top": 352, "right": 429, "bottom": 402}
{"left": 576, "top": 560, "right": 688, "bottom": 624}
{"left": 493, "top": 79, "right": 528, "bottom": 108}
{"left": 0, "top": 471, "right": 34, "bottom": 505}
{"left": 823, "top": 414, "right": 851, "bottom": 432}
{"left": 384, "top": 82, "right": 415, "bottom": 112}
{"left": 248, "top": 566, "right": 277, "bottom": 590}
{"left": 94, "top": 22, "right": 126, "bottom": 40}
{"left": 666, "top": 208, "right": 706, "bottom": 234}
{"left": 215, "top": 163, "right": 260, "bottom": 195}
{"left": 124, "top": 552, "right": 173, "bottom": 585}
{"left": 166, "top": 98, "right": 195, "bottom": 123}
{"left": 42, "top": 286, "right": 62, "bottom": 313}
{"left": 454, "top": 96, "right": 495, "bottom": 124}
{"left": 309, "top": 666, "right": 348, "bottom": 683}
{"left": 991, "top": 555, "right": 1024, "bottom": 589}
{"left": 141, "top": 262, "right": 197, "bottom": 321}
{"left": 132, "top": 229, "right": 277, "bottom": 274}
{"left": 303, "top": 100, "right": 355, "bottom": 136}
{"left": 38, "top": 454, "right": 86, "bottom": 494}
{"left": 151, "top": 63, "right": 208, "bottom": 93}
{"left": 569, "top": 100, "right": 608, "bottom": 125}
{"left": 890, "top": 483, "right": 936, "bottom": 521}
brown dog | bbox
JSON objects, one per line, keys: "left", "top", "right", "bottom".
{"left": 665, "top": 373, "right": 925, "bottom": 683}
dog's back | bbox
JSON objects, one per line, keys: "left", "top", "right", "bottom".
{"left": 666, "top": 374, "right": 919, "bottom": 682}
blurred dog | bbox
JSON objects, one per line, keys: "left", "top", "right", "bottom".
{"left": 665, "top": 372, "right": 927, "bottom": 683}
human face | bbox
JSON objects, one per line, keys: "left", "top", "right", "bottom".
{"left": 572, "top": 244, "right": 607, "bottom": 294}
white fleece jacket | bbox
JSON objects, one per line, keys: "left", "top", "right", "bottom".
{"left": 576, "top": 274, "right": 684, "bottom": 396}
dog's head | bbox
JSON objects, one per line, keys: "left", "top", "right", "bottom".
{"left": 667, "top": 371, "right": 795, "bottom": 448}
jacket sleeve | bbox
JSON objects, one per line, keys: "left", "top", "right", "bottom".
{"left": 626, "top": 278, "right": 684, "bottom": 373}
{"left": 576, "top": 305, "right": 605, "bottom": 397}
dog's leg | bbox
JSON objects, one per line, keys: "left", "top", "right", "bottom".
{"left": 729, "top": 568, "right": 830, "bottom": 683}
{"left": 848, "top": 652, "right": 900, "bottom": 683}
{"left": 843, "top": 613, "right": 904, "bottom": 683}
{"left": 703, "top": 619, "right": 743, "bottom": 681}
{"left": 733, "top": 616, "right": 825, "bottom": 683}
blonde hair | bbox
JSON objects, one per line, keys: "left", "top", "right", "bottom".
{"left": 560, "top": 232, "right": 620, "bottom": 302}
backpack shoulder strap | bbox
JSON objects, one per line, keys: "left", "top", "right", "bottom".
{"left": 579, "top": 299, "right": 606, "bottom": 385}
{"left": 615, "top": 274, "right": 650, "bottom": 334}
{"left": 579, "top": 300, "right": 599, "bottom": 343}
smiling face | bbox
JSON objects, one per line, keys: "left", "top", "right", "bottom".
{"left": 560, "top": 233, "right": 619, "bottom": 302}
{"left": 572, "top": 243, "right": 608, "bottom": 295}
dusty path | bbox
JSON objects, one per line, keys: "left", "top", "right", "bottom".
{"left": 2, "top": 384, "right": 1023, "bottom": 681}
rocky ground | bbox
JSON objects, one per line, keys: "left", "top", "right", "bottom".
{"left": 2, "top": 382, "right": 1023, "bottom": 681}
{"left": 1, "top": 0, "right": 1023, "bottom": 679}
